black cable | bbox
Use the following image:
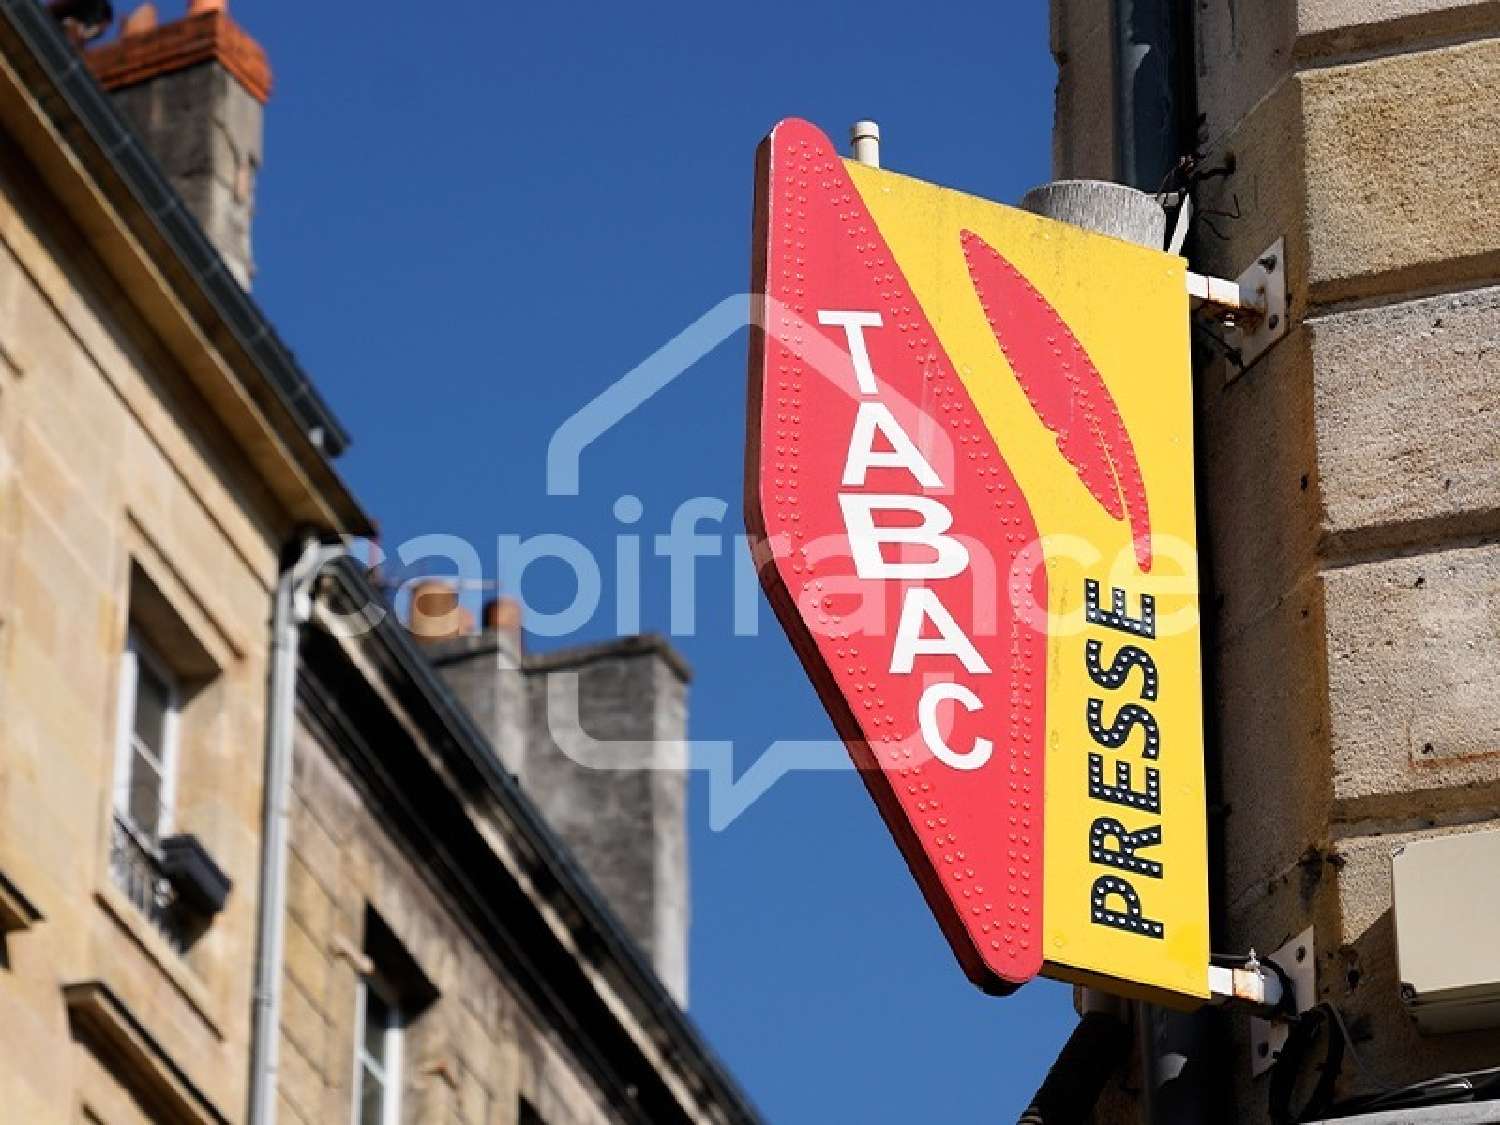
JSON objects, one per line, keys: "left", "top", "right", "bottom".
{"left": 1333, "top": 1066, "right": 1500, "bottom": 1115}
{"left": 1270, "top": 1001, "right": 1500, "bottom": 1122}
{"left": 1268, "top": 1006, "right": 1344, "bottom": 1125}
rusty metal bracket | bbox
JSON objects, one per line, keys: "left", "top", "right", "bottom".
{"left": 1186, "top": 237, "right": 1288, "bottom": 373}
{"left": 1209, "top": 957, "right": 1288, "bottom": 1018}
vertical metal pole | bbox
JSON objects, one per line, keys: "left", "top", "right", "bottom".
{"left": 248, "top": 538, "right": 344, "bottom": 1125}
{"left": 1112, "top": 0, "right": 1190, "bottom": 191}
{"left": 850, "top": 120, "right": 881, "bottom": 168}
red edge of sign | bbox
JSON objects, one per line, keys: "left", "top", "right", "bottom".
{"left": 745, "top": 118, "right": 1044, "bottom": 996}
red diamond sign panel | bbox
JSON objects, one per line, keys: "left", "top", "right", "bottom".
{"left": 746, "top": 118, "right": 1047, "bottom": 993}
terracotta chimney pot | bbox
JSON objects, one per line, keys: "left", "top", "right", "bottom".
{"left": 120, "top": 3, "right": 157, "bottom": 35}
{"left": 483, "top": 597, "right": 524, "bottom": 639}
{"left": 408, "top": 580, "right": 474, "bottom": 642}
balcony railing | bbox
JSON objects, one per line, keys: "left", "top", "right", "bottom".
{"left": 108, "top": 813, "right": 185, "bottom": 951}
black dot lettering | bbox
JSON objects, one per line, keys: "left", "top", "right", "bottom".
{"left": 1088, "top": 753, "right": 1161, "bottom": 814}
{"left": 1085, "top": 639, "right": 1158, "bottom": 701}
{"left": 1089, "top": 817, "right": 1164, "bottom": 878}
{"left": 1084, "top": 578, "right": 1156, "bottom": 639}
{"left": 1087, "top": 699, "right": 1161, "bottom": 760}
{"left": 1091, "top": 876, "right": 1165, "bottom": 939}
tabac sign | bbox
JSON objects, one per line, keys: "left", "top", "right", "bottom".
{"left": 746, "top": 118, "right": 1208, "bottom": 1004}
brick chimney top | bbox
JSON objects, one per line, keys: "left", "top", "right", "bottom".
{"left": 88, "top": 1, "right": 271, "bottom": 104}
{"left": 482, "top": 597, "right": 523, "bottom": 642}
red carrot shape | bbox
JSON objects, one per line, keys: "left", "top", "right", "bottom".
{"left": 960, "top": 230, "right": 1154, "bottom": 572}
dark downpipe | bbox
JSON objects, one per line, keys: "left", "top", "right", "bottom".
{"left": 1113, "top": 0, "right": 1196, "bottom": 192}
{"left": 1018, "top": 1011, "right": 1134, "bottom": 1125}
{"left": 1114, "top": 2, "right": 1232, "bottom": 1123}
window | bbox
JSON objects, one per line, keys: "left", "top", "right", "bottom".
{"left": 113, "top": 631, "right": 180, "bottom": 842}
{"left": 109, "top": 631, "right": 186, "bottom": 941}
{"left": 349, "top": 908, "right": 436, "bottom": 1124}
{"left": 106, "top": 565, "right": 232, "bottom": 954}
{"left": 354, "top": 977, "right": 403, "bottom": 1125}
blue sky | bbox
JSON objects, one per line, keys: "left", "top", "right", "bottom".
{"left": 244, "top": 0, "right": 1072, "bottom": 1118}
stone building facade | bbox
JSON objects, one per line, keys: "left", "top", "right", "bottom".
{"left": 0, "top": 3, "right": 755, "bottom": 1124}
{"left": 1048, "top": 0, "right": 1500, "bottom": 1120}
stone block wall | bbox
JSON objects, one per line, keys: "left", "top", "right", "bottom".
{"left": 281, "top": 722, "right": 618, "bottom": 1125}
{"left": 0, "top": 103, "right": 280, "bottom": 1122}
{"left": 1050, "top": 0, "right": 1500, "bottom": 1118}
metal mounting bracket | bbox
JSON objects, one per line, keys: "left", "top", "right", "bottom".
{"left": 1209, "top": 957, "right": 1287, "bottom": 1017}
{"left": 1185, "top": 237, "right": 1289, "bottom": 373}
{"left": 1249, "top": 926, "right": 1316, "bottom": 1077}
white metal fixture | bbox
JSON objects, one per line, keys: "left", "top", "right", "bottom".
{"left": 850, "top": 120, "right": 880, "bottom": 168}
{"left": 1187, "top": 237, "right": 1289, "bottom": 372}
{"left": 1249, "top": 926, "right": 1317, "bottom": 1077}
{"left": 1394, "top": 829, "right": 1500, "bottom": 1035}
{"left": 248, "top": 537, "right": 347, "bottom": 1125}
{"left": 1208, "top": 957, "right": 1287, "bottom": 1015}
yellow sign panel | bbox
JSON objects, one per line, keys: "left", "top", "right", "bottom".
{"left": 846, "top": 161, "right": 1209, "bottom": 1002}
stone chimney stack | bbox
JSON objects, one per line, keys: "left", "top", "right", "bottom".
{"left": 424, "top": 596, "right": 529, "bottom": 779}
{"left": 521, "top": 638, "right": 691, "bottom": 1007}
{"left": 421, "top": 604, "right": 692, "bottom": 1007}
{"left": 86, "top": 1, "right": 269, "bottom": 289}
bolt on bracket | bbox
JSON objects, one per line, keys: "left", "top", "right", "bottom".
{"left": 1185, "top": 237, "right": 1289, "bottom": 372}
{"left": 1248, "top": 926, "right": 1316, "bottom": 1078}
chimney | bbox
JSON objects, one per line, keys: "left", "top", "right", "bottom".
{"left": 86, "top": 2, "right": 270, "bottom": 289}
{"left": 406, "top": 580, "right": 476, "bottom": 642}
{"left": 427, "top": 598, "right": 529, "bottom": 778}
{"left": 427, "top": 607, "right": 692, "bottom": 1007}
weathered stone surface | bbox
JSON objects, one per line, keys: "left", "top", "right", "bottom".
{"left": 1309, "top": 287, "right": 1500, "bottom": 548}
{"left": 1187, "top": 76, "right": 1310, "bottom": 319}
{"left": 286, "top": 723, "right": 627, "bottom": 1125}
{"left": 279, "top": 975, "right": 329, "bottom": 1080}
{"left": 1297, "top": 0, "right": 1500, "bottom": 55}
{"left": 1215, "top": 576, "right": 1333, "bottom": 904}
{"left": 1192, "top": 0, "right": 1300, "bottom": 142}
{"left": 1198, "top": 323, "right": 1321, "bottom": 643}
{"left": 277, "top": 1033, "right": 328, "bottom": 1125}
{"left": 437, "top": 636, "right": 693, "bottom": 1006}
{"left": 1049, "top": 0, "right": 1118, "bottom": 179}
{"left": 1301, "top": 39, "right": 1500, "bottom": 303}
{"left": 109, "top": 64, "right": 263, "bottom": 289}
{"left": 0, "top": 56, "right": 284, "bottom": 1123}
{"left": 286, "top": 852, "right": 335, "bottom": 940}
{"left": 1324, "top": 544, "right": 1500, "bottom": 816}
{"left": 459, "top": 1061, "right": 491, "bottom": 1125}
{"left": 283, "top": 913, "right": 331, "bottom": 1005}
